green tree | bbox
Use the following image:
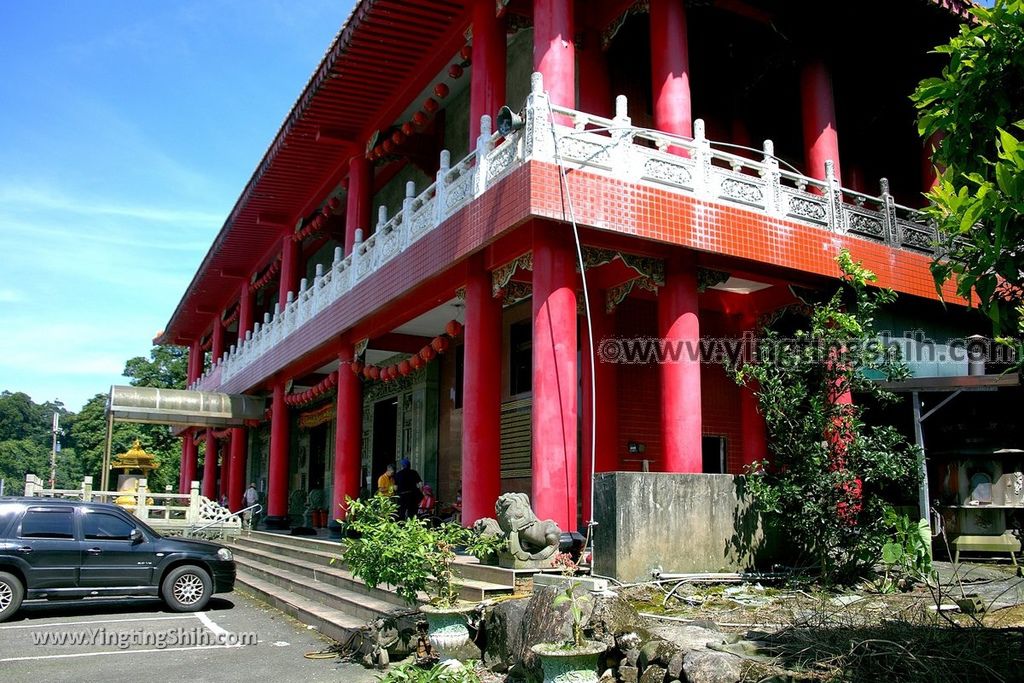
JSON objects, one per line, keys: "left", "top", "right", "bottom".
{"left": 735, "top": 252, "right": 921, "bottom": 584}
{"left": 123, "top": 345, "right": 188, "bottom": 389}
{"left": 912, "top": 0, "right": 1024, "bottom": 351}
{"left": 0, "top": 439, "right": 49, "bottom": 494}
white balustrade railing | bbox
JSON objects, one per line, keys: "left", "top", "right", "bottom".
{"left": 191, "top": 72, "right": 932, "bottom": 389}
{"left": 23, "top": 473, "right": 242, "bottom": 537}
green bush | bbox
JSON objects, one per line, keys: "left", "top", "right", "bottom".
{"left": 338, "top": 495, "right": 492, "bottom": 607}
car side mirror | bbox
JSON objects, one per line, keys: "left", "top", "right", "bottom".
{"left": 130, "top": 529, "right": 144, "bottom": 544}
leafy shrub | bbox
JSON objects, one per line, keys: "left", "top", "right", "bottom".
{"left": 338, "top": 495, "right": 493, "bottom": 607}
{"left": 735, "top": 251, "right": 922, "bottom": 583}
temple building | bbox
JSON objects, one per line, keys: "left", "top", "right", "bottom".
{"left": 159, "top": 0, "right": 979, "bottom": 532}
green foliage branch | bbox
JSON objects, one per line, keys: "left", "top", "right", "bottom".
{"left": 912, "top": 0, "right": 1024, "bottom": 356}
{"left": 338, "top": 495, "right": 498, "bottom": 608}
{"left": 735, "top": 251, "right": 922, "bottom": 584}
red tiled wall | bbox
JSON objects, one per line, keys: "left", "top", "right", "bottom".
{"left": 613, "top": 300, "right": 663, "bottom": 470}
{"left": 699, "top": 311, "right": 745, "bottom": 474}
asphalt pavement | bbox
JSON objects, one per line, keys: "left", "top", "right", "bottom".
{"left": 0, "top": 590, "right": 381, "bottom": 682}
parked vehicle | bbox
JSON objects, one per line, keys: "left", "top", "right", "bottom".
{"left": 0, "top": 497, "right": 235, "bottom": 622}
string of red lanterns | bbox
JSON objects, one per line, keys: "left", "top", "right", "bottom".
{"left": 353, "top": 319, "right": 463, "bottom": 382}
{"left": 367, "top": 46, "right": 471, "bottom": 162}
{"left": 284, "top": 369, "right": 340, "bottom": 408}
{"left": 293, "top": 196, "right": 341, "bottom": 243}
{"left": 252, "top": 255, "right": 282, "bottom": 292}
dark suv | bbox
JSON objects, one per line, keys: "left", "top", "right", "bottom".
{"left": 0, "top": 498, "right": 235, "bottom": 622}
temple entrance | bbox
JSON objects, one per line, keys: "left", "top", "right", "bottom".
{"left": 308, "top": 424, "right": 328, "bottom": 491}
{"left": 372, "top": 398, "right": 399, "bottom": 488}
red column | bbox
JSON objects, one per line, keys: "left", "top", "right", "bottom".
{"left": 736, "top": 314, "right": 766, "bottom": 469}
{"left": 532, "top": 226, "right": 577, "bottom": 531}
{"left": 266, "top": 382, "right": 290, "bottom": 528}
{"left": 187, "top": 339, "right": 202, "bottom": 385}
{"left": 180, "top": 433, "right": 197, "bottom": 493}
{"left": 278, "top": 234, "right": 299, "bottom": 313}
{"left": 581, "top": 290, "right": 618, "bottom": 524}
{"left": 800, "top": 58, "right": 842, "bottom": 183}
{"left": 332, "top": 345, "right": 362, "bottom": 530}
{"left": 470, "top": 0, "right": 506, "bottom": 143}
{"left": 650, "top": 0, "right": 692, "bottom": 142}
{"left": 211, "top": 317, "right": 224, "bottom": 367}
{"left": 345, "top": 155, "right": 371, "bottom": 255}
{"left": 202, "top": 430, "right": 217, "bottom": 499}
{"left": 659, "top": 253, "right": 702, "bottom": 472}
{"left": 228, "top": 427, "right": 247, "bottom": 512}
{"left": 238, "top": 280, "right": 254, "bottom": 343}
{"left": 462, "top": 257, "right": 502, "bottom": 525}
{"left": 533, "top": 0, "right": 574, "bottom": 110}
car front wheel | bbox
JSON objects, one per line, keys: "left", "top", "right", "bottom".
{"left": 0, "top": 571, "right": 24, "bottom": 623}
{"left": 161, "top": 565, "right": 212, "bottom": 612}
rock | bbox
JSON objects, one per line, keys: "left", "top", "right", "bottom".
{"left": 624, "top": 648, "right": 640, "bottom": 667}
{"left": 482, "top": 596, "right": 530, "bottom": 672}
{"left": 619, "top": 665, "right": 639, "bottom": 683}
{"left": 649, "top": 623, "right": 729, "bottom": 653}
{"left": 599, "top": 668, "right": 616, "bottom": 683}
{"left": 639, "top": 664, "right": 667, "bottom": 683}
{"left": 681, "top": 650, "right": 743, "bottom": 683}
{"left": 637, "top": 637, "right": 682, "bottom": 671}
{"left": 667, "top": 651, "right": 684, "bottom": 679}
{"left": 589, "top": 591, "right": 649, "bottom": 644}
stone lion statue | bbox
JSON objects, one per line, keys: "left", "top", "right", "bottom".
{"left": 473, "top": 492, "right": 562, "bottom": 568}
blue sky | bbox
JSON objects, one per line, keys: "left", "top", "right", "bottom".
{"left": 0, "top": 1, "right": 354, "bottom": 411}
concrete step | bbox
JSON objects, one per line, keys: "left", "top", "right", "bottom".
{"left": 228, "top": 534, "right": 340, "bottom": 569}
{"left": 226, "top": 536, "right": 513, "bottom": 603}
{"left": 234, "top": 555, "right": 405, "bottom": 623}
{"left": 451, "top": 559, "right": 525, "bottom": 588}
{"left": 247, "top": 530, "right": 341, "bottom": 553}
{"left": 233, "top": 571, "right": 368, "bottom": 645}
{"left": 227, "top": 542, "right": 411, "bottom": 609}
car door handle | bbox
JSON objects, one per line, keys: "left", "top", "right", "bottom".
{"left": 16, "top": 546, "right": 32, "bottom": 554}
{"left": 86, "top": 548, "right": 102, "bottom": 555}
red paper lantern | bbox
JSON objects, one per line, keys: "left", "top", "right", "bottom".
{"left": 410, "top": 355, "right": 424, "bottom": 370}
{"left": 460, "top": 45, "right": 472, "bottom": 62}
{"left": 383, "top": 140, "right": 394, "bottom": 154}
{"left": 401, "top": 122, "right": 415, "bottom": 137}
{"left": 392, "top": 130, "right": 405, "bottom": 146}
{"left": 329, "top": 197, "right": 341, "bottom": 210}
{"left": 420, "top": 346, "right": 436, "bottom": 362}
{"left": 448, "top": 64, "right": 464, "bottom": 79}
{"left": 321, "top": 205, "right": 332, "bottom": 217}
{"left": 412, "top": 111, "right": 428, "bottom": 127}
{"left": 351, "top": 361, "right": 364, "bottom": 375}
{"left": 368, "top": 366, "right": 380, "bottom": 380}
{"left": 423, "top": 98, "right": 439, "bottom": 113}
{"left": 445, "top": 320, "right": 464, "bottom": 337}
{"left": 399, "top": 359, "right": 411, "bottom": 376}
{"left": 433, "top": 83, "right": 450, "bottom": 99}
{"left": 431, "top": 336, "right": 450, "bottom": 353}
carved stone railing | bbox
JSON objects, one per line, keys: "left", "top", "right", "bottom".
{"left": 194, "top": 72, "right": 931, "bottom": 389}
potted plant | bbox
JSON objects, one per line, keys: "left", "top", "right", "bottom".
{"left": 530, "top": 583, "right": 606, "bottom": 683}
{"left": 338, "top": 495, "right": 492, "bottom": 660}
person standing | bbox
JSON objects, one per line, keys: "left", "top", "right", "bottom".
{"left": 243, "top": 482, "right": 260, "bottom": 529}
{"left": 376, "top": 463, "right": 396, "bottom": 497}
{"left": 393, "top": 458, "right": 422, "bottom": 520}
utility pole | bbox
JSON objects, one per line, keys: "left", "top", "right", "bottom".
{"left": 49, "top": 412, "right": 60, "bottom": 490}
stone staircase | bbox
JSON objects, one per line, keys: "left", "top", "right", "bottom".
{"left": 223, "top": 531, "right": 519, "bottom": 644}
